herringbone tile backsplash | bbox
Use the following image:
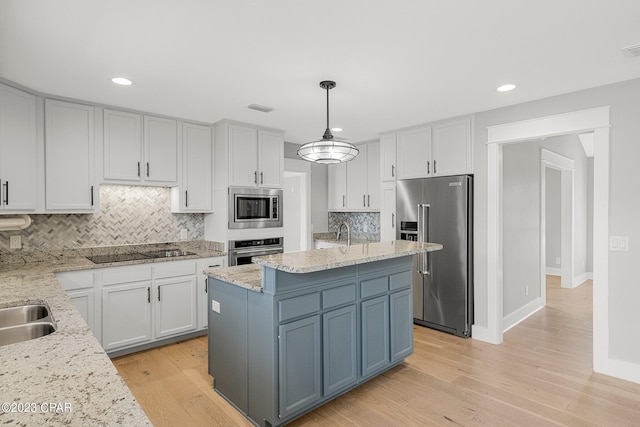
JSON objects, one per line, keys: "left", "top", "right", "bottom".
{"left": 0, "top": 185, "right": 204, "bottom": 252}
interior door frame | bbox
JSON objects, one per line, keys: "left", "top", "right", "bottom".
{"left": 481, "top": 106, "right": 610, "bottom": 376}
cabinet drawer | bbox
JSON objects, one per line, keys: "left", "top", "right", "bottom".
{"left": 322, "top": 284, "right": 356, "bottom": 309}
{"left": 155, "top": 260, "right": 197, "bottom": 279}
{"left": 279, "top": 293, "right": 320, "bottom": 323}
{"left": 360, "top": 276, "right": 388, "bottom": 299}
{"left": 390, "top": 271, "right": 412, "bottom": 291}
{"left": 56, "top": 270, "right": 94, "bottom": 291}
{"left": 103, "top": 265, "right": 152, "bottom": 285}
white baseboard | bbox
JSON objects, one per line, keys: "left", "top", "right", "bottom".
{"left": 572, "top": 272, "right": 592, "bottom": 288}
{"left": 598, "top": 357, "right": 640, "bottom": 385}
{"left": 546, "top": 267, "right": 561, "bottom": 276}
{"left": 471, "top": 324, "right": 500, "bottom": 344}
{"left": 503, "top": 297, "right": 545, "bottom": 332}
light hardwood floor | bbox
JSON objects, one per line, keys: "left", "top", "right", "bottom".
{"left": 113, "top": 277, "right": 640, "bottom": 426}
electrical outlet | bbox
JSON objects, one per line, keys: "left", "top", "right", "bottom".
{"left": 555, "top": 258, "right": 561, "bottom": 265}
{"left": 211, "top": 300, "right": 221, "bottom": 313}
{"left": 9, "top": 235, "right": 21, "bottom": 249}
{"left": 363, "top": 223, "right": 368, "bottom": 232}
{"left": 180, "top": 228, "right": 188, "bottom": 240}
{"left": 525, "top": 286, "right": 529, "bottom": 296}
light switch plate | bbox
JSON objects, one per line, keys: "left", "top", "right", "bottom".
{"left": 609, "top": 236, "right": 629, "bottom": 251}
{"left": 211, "top": 300, "right": 221, "bottom": 313}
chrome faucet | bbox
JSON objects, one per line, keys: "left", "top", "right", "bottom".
{"left": 336, "top": 221, "right": 351, "bottom": 246}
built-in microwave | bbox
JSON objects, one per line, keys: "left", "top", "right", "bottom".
{"left": 228, "top": 187, "right": 283, "bottom": 229}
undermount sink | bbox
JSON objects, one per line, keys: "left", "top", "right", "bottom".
{"left": 0, "top": 303, "right": 57, "bottom": 346}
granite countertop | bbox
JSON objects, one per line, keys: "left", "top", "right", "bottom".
{"left": 205, "top": 240, "right": 442, "bottom": 292}
{"left": 0, "top": 241, "right": 225, "bottom": 426}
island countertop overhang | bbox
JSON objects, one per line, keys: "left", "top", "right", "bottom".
{"left": 204, "top": 240, "right": 442, "bottom": 292}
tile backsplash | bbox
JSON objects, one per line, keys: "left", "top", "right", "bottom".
{"left": 0, "top": 185, "right": 204, "bottom": 252}
{"left": 328, "top": 212, "right": 380, "bottom": 236}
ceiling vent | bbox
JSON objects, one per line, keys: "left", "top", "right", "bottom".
{"left": 248, "top": 104, "right": 274, "bottom": 113}
{"left": 621, "top": 43, "right": 640, "bottom": 58}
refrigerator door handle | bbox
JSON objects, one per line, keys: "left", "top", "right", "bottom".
{"left": 417, "top": 203, "right": 430, "bottom": 275}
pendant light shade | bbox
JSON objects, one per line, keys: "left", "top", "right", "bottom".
{"left": 297, "top": 81, "right": 359, "bottom": 164}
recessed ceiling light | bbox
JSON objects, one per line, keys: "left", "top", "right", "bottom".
{"left": 331, "top": 127, "right": 343, "bottom": 132}
{"left": 497, "top": 83, "right": 516, "bottom": 92}
{"left": 248, "top": 104, "right": 274, "bottom": 113}
{"left": 111, "top": 77, "right": 133, "bottom": 86}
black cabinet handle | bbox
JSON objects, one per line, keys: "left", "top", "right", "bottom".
{"left": 254, "top": 171, "right": 257, "bottom": 184}
{"left": 147, "top": 287, "right": 150, "bottom": 303}
{"left": 434, "top": 160, "right": 437, "bottom": 174}
{"left": 146, "top": 162, "right": 150, "bottom": 177}
{"left": 204, "top": 278, "right": 208, "bottom": 293}
{"left": 137, "top": 162, "right": 141, "bottom": 177}
{"left": 427, "top": 161, "right": 430, "bottom": 174}
{"left": 260, "top": 171, "right": 263, "bottom": 184}
{"left": 2, "top": 181, "right": 8, "bottom": 205}
{"left": 391, "top": 164, "right": 395, "bottom": 177}
{"left": 157, "top": 286, "right": 161, "bottom": 301}
{"left": 90, "top": 186, "right": 94, "bottom": 206}
{"left": 185, "top": 190, "right": 188, "bottom": 207}
{"left": 368, "top": 194, "right": 370, "bottom": 207}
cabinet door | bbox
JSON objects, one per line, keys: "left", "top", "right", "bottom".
{"left": 390, "top": 289, "right": 413, "bottom": 363}
{"left": 327, "top": 162, "right": 347, "bottom": 210}
{"left": 361, "top": 295, "right": 389, "bottom": 378}
{"left": 143, "top": 116, "right": 178, "bottom": 183}
{"left": 258, "top": 130, "right": 284, "bottom": 188}
{"left": 67, "top": 288, "right": 98, "bottom": 342}
{"left": 431, "top": 117, "right": 472, "bottom": 176}
{"left": 366, "top": 141, "right": 380, "bottom": 210}
{"left": 155, "top": 277, "right": 197, "bottom": 339}
{"left": 44, "top": 99, "right": 95, "bottom": 211}
{"left": 380, "top": 182, "right": 396, "bottom": 242}
{"left": 346, "top": 144, "right": 367, "bottom": 210}
{"left": 397, "top": 126, "right": 431, "bottom": 179}
{"left": 182, "top": 123, "right": 213, "bottom": 212}
{"left": 102, "top": 282, "right": 152, "bottom": 351}
{"left": 199, "top": 257, "right": 224, "bottom": 329}
{"left": 229, "top": 124, "right": 258, "bottom": 187}
{"left": 278, "top": 315, "right": 321, "bottom": 419}
{"left": 103, "top": 109, "right": 142, "bottom": 181}
{"left": 0, "top": 84, "right": 38, "bottom": 212}
{"left": 323, "top": 305, "right": 357, "bottom": 396}
{"left": 380, "top": 133, "right": 397, "bottom": 181}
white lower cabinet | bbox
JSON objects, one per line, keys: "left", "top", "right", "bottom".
{"left": 198, "top": 257, "right": 225, "bottom": 329}
{"left": 102, "top": 280, "right": 153, "bottom": 351}
{"left": 155, "top": 276, "right": 197, "bottom": 339}
{"left": 56, "top": 270, "right": 100, "bottom": 343}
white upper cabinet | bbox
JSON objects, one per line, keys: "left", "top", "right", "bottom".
{"left": 103, "top": 109, "right": 178, "bottom": 186}
{"left": 44, "top": 99, "right": 96, "bottom": 212}
{"left": 144, "top": 116, "right": 178, "bottom": 183}
{"left": 394, "top": 116, "right": 473, "bottom": 179}
{"left": 380, "top": 133, "right": 397, "bottom": 182}
{"left": 328, "top": 162, "right": 347, "bottom": 211}
{"left": 329, "top": 140, "right": 380, "bottom": 212}
{"left": 380, "top": 181, "right": 396, "bottom": 242}
{"left": 258, "top": 129, "right": 284, "bottom": 188}
{"left": 396, "top": 126, "right": 432, "bottom": 179}
{"left": 226, "top": 122, "right": 284, "bottom": 188}
{"left": 431, "top": 117, "right": 472, "bottom": 177}
{"left": 171, "top": 122, "right": 214, "bottom": 213}
{"left": 0, "top": 84, "right": 38, "bottom": 212}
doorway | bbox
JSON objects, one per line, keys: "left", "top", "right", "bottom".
{"left": 483, "top": 106, "right": 611, "bottom": 376}
{"left": 283, "top": 158, "right": 311, "bottom": 253}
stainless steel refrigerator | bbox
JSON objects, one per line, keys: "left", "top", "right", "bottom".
{"left": 396, "top": 175, "right": 473, "bottom": 337}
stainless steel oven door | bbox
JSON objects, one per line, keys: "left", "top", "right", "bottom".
{"left": 228, "top": 246, "right": 284, "bottom": 266}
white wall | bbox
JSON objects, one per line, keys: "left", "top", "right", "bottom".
{"left": 546, "top": 168, "right": 561, "bottom": 271}
{"left": 473, "top": 77, "right": 640, "bottom": 367}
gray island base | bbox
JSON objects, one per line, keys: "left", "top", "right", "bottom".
{"left": 205, "top": 240, "right": 442, "bottom": 427}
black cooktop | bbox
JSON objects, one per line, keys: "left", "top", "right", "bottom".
{"left": 86, "top": 249, "right": 196, "bottom": 264}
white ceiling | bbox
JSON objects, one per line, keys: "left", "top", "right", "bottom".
{"left": 1, "top": 0, "right": 639, "bottom": 144}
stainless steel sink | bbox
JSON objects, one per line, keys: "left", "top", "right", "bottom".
{"left": 0, "top": 322, "right": 57, "bottom": 346}
{"left": 0, "top": 303, "right": 57, "bottom": 346}
{"left": 0, "top": 304, "right": 50, "bottom": 328}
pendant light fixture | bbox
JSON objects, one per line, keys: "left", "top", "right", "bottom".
{"left": 297, "top": 80, "right": 359, "bottom": 164}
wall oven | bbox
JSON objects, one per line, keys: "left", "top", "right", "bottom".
{"left": 228, "top": 187, "right": 283, "bottom": 229}
{"left": 228, "top": 237, "right": 284, "bottom": 266}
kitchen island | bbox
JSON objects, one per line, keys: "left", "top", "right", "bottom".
{"left": 205, "top": 240, "right": 442, "bottom": 427}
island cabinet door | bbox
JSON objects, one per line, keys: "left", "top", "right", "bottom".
{"left": 361, "top": 295, "right": 390, "bottom": 378}
{"left": 322, "top": 305, "right": 357, "bottom": 396}
{"left": 278, "top": 315, "right": 321, "bottom": 419}
{"left": 390, "top": 289, "right": 413, "bottom": 363}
